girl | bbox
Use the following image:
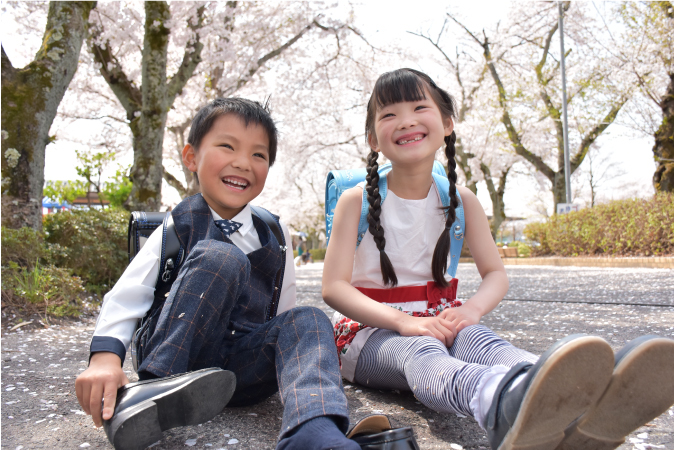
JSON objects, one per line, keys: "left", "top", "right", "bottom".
{"left": 322, "top": 68, "right": 674, "bottom": 450}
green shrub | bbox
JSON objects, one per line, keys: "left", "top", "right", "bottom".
{"left": 507, "top": 241, "right": 532, "bottom": 257}
{"left": 309, "top": 248, "right": 327, "bottom": 261}
{"left": 1, "top": 262, "right": 85, "bottom": 317}
{"left": 43, "top": 208, "right": 128, "bottom": 292}
{"left": 1, "top": 226, "right": 49, "bottom": 268}
{"left": 524, "top": 193, "right": 674, "bottom": 256}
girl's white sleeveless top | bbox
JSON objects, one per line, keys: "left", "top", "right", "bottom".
{"left": 351, "top": 180, "right": 450, "bottom": 294}
{"left": 332, "top": 180, "right": 452, "bottom": 381}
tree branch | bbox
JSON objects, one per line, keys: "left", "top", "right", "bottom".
{"left": 446, "top": 12, "right": 483, "bottom": 46}
{"left": 1, "top": 45, "right": 16, "bottom": 82}
{"left": 571, "top": 99, "right": 627, "bottom": 172}
{"left": 219, "top": 18, "right": 320, "bottom": 96}
{"left": 167, "top": 4, "right": 207, "bottom": 104}
{"left": 407, "top": 30, "right": 457, "bottom": 71}
{"left": 162, "top": 167, "right": 187, "bottom": 198}
{"left": 451, "top": 13, "right": 556, "bottom": 181}
{"left": 88, "top": 32, "right": 142, "bottom": 119}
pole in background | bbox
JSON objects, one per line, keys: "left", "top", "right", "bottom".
{"left": 559, "top": 2, "right": 572, "bottom": 204}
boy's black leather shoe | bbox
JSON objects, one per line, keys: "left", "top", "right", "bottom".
{"left": 556, "top": 335, "right": 674, "bottom": 450}
{"left": 347, "top": 415, "right": 420, "bottom": 450}
{"left": 103, "top": 367, "right": 236, "bottom": 450}
{"left": 486, "top": 335, "right": 614, "bottom": 450}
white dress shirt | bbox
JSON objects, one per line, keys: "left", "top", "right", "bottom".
{"left": 91, "top": 203, "right": 297, "bottom": 358}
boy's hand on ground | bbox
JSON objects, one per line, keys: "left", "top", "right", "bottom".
{"left": 438, "top": 303, "right": 482, "bottom": 333}
{"left": 398, "top": 316, "right": 456, "bottom": 347}
{"left": 75, "top": 352, "right": 129, "bottom": 427}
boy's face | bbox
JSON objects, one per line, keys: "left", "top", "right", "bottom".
{"left": 182, "top": 114, "right": 271, "bottom": 220}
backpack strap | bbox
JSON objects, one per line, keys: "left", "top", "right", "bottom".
{"left": 250, "top": 205, "right": 286, "bottom": 251}
{"left": 156, "top": 212, "right": 184, "bottom": 287}
{"left": 432, "top": 173, "right": 465, "bottom": 279}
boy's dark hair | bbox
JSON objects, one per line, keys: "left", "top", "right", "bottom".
{"left": 187, "top": 97, "right": 278, "bottom": 166}
{"left": 364, "top": 68, "right": 460, "bottom": 288}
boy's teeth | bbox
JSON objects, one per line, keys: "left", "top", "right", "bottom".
{"left": 224, "top": 178, "right": 248, "bottom": 188}
{"left": 398, "top": 136, "right": 423, "bottom": 144}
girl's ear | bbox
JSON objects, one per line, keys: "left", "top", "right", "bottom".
{"left": 367, "top": 133, "right": 380, "bottom": 153}
{"left": 443, "top": 116, "right": 454, "bottom": 137}
{"left": 182, "top": 144, "right": 198, "bottom": 172}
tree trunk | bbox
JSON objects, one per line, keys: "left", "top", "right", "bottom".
{"left": 481, "top": 162, "right": 510, "bottom": 239}
{"left": 125, "top": 2, "right": 171, "bottom": 211}
{"left": 90, "top": 2, "right": 206, "bottom": 211}
{"left": 167, "top": 121, "right": 199, "bottom": 198}
{"left": 653, "top": 72, "right": 674, "bottom": 193}
{"left": 1, "top": 1, "right": 95, "bottom": 230}
{"left": 455, "top": 137, "right": 478, "bottom": 195}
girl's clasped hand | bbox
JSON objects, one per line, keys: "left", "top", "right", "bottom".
{"left": 321, "top": 68, "right": 674, "bottom": 450}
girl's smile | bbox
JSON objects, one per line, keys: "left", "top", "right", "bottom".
{"left": 395, "top": 132, "right": 426, "bottom": 146}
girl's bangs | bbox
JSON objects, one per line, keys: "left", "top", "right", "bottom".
{"left": 372, "top": 70, "right": 427, "bottom": 109}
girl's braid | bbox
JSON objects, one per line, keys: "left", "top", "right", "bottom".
{"left": 365, "top": 150, "right": 398, "bottom": 286}
{"left": 430, "top": 131, "right": 460, "bottom": 287}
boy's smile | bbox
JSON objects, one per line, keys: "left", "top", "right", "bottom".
{"left": 182, "top": 114, "right": 270, "bottom": 220}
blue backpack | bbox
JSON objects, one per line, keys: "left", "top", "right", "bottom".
{"left": 324, "top": 160, "right": 466, "bottom": 278}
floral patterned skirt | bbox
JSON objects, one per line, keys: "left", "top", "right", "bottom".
{"left": 333, "top": 298, "right": 463, "bottom": 358}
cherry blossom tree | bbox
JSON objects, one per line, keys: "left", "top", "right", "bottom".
{"left": 448, "top": 2, "right": 634, "bottom": 211}
{"left": 55, "top": 1, "right": 365, "bottom": 211}
{"left": 410, "top": 20, "right": 523, "bottom": 237}
{"left": 617, "top": 1, "right": 674, "bottom": 192}
{"left": 1, "top": 1, "right": 95, "bottom": 230}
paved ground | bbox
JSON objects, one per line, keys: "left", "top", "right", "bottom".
{"left": 2, "top": 263, "right": 674, "bottom": 449}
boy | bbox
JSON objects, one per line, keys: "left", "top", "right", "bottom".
{"left": 76, "top": 98, "right": 375, "bottom": 450}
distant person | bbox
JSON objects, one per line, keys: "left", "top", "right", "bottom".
{"left": 322, "top": 68, "right": 674, "bottom": 450}
{"left": 75, "top": 98, "right": 397, "bottom": 450}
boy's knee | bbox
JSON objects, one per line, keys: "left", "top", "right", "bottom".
{"left": 284, "top": 306, "right": 332, "bottom": 332}
{"left": 187, "top": 240, "right": 250, "bottom": 272}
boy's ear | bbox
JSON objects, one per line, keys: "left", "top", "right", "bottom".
{"left": 444, "top": 116, "right": 454, "bottom": 137}
{"left": 182, "top": 144, "right": 198, "bottom": 172}
{"left": 367, "top": 133, "right": 380, "bottom": 153}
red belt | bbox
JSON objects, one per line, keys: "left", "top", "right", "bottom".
{"left": 356, "top": 279, "right": 458, "bottom": 309}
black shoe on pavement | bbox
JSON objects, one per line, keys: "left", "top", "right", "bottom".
{"left": 556, "top": 335, "right": 674, "bottom": 450}
{"left": 347, "top": 414, "right": 420, "bottom": 450}
{"left": 103, "top": 367, "right": 236, "bottom": 450}
{"left": 486, "top": 335, "right": 614, "bottom": 450}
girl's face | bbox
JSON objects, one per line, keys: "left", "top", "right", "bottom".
{"left": 368, "top": 87, "right": 453, "bottom": 167}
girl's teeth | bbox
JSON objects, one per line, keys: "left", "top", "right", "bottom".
{"left": 398, "top": 136, "right": 423, "bottom": 144}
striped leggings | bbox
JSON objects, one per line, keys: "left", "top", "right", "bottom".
{"left": 353, "top": 325, "right": 537, "bottom": 418}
